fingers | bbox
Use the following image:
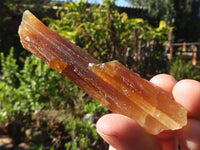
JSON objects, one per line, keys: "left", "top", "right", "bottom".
{"left": 172, "top": 79, "right": 200, "bottom": 119}
{"left": 150, "top": 74, "right": 177, "bottom": 94}
{"left": 150, "top": 74, "right": 179, "bottom": 150}
{"left": 172, "top": 79, "right": 200, "bottom": 150}
{"left": 96, "top": 74, "right": 200, "bottom": 150}
{"left": 96, "top": 114, "right": 162, "bottom": 150}
{"left": 177, "top": 119, "right": 200, "bottom": 150}
{"left": 108, "top": 146, "right": 117, "bottom": 150}
{"left": 96, "top": 74, "right": 178, "bottom": 150}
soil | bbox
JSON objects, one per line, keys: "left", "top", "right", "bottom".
{"left": 0, "top": 135, "right": 31, "bottom": 150}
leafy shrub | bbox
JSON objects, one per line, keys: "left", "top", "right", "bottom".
{"left": 169, "top": 57, "right": 200, "bottom": 81}
{"left": 45, "top": 0, "right": 171, "bottom": 77}
{"left": 0, "top": 0, "right": 171, "bottom": 149}
{"left": 0, "top": 47, "right": 59, "bottom": 122}
{"left": 64, "top": 117, "right": 100, "bottom": 150}
{"left": 0, "top": 47, "right": 108, "bottom": 148}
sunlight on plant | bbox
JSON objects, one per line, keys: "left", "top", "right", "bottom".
{"left": 170, "top": 57, "right": 200, "bottom": 81}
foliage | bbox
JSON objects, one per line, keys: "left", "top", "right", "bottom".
{"left": 0, "top": 47, "right": 56, "bottom": 121}
{"left": 0, "top": 0, "right": 57, "bottom": 61}
{"left": 126, "top": 0, "right": 192, "bottom": 26}
{"left": 45, "top": 0, "right": 171, "bottom": 77}
{"left": 0, "top": 0, "right": 172, "bottom": 149}
{"left": 4, "top": 0, "right": 51, "bottom": 14}
{"left": 33, "top": 145, "right": 44, "bottom": 150}
{"left": 169, "top": 57, "right": 200, "bottom": 81}
{"left": 126, "top": 0, "right": 200, "bottom": 42}
{"left": 0, "top": 48, "right": 108, "bottom": 148}
{"left": 64, "top": 117, "right": 99, "bottom": 150}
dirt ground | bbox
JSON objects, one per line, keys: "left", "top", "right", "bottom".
{"left": 0, "top": 136, "right": 31, "bottom": 150}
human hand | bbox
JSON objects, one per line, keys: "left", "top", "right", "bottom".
{"left": 96, "top": 74, "right": 200, "bottom": 150}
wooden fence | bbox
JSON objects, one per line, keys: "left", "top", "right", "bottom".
{"left": 166, "top": 42, "right": 200, "bottom": 66}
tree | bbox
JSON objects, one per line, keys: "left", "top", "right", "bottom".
{"left": 0, "top": 0, "right": 56, "bottom": 55}
{"left": 46, "top": 0, "right": 171, "bottom": 77}
{"left": 126, "top": 0, "right": 193, "bottom": 26}
{"left": 126, "top": 0, "right": 200, "bottom": 41}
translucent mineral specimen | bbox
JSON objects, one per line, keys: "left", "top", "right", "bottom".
{"left": 18, "top": 10, "right": 187, "bottom": 135}
{"left": 89, "top": 61, "right": 187, "bottom": 134}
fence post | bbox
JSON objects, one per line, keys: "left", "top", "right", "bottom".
{"left": 182, "top": 42, "right": 186, "bottom": 52}
{"left": 192, "top": 45, "right": 197, "bottom": 65}
{"left": 169, "top": 46, "right": 173, "bottom": 63}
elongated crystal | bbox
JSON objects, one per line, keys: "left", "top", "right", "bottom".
{"left": 89, "top": 61, "right": 187, "bottom": 134}
{"left": 18, "top": 10, "right": 187, "bottom": 135}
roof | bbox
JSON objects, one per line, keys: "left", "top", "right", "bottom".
{"left": 48, "top": 0, "right": 147, "bottom": 18}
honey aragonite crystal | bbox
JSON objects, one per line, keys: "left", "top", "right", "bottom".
{"left": 18, "top": 10, "right": 187, "bottom": 135}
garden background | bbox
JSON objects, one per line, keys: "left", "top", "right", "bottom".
{"left": 0, "top": 0, "right": 200, "bottom": 149}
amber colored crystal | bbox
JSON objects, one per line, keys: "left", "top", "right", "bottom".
{"left": 18, "top": 10, "right": 187, "bottom": 135}
{"left": 89, "top": 61, "right": 187, "bottom": 134}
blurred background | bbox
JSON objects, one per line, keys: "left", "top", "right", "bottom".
{"left": 0, "top": 0, "right": 200, "bottom": 149}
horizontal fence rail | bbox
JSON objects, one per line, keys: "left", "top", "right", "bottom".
{"left": 166, "top": 42, "right": 200, "bottom": 66}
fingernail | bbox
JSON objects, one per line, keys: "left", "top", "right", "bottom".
{"left": 96, "top": 129, "right": 126, "bottom": 149}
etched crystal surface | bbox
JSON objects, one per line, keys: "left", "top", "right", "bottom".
{"left": 18, "top": 10, "right": 187, "bottom": 135}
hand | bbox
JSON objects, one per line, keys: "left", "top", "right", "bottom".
{"left": 96, "top": 74, "right": 200, "bottom": 150}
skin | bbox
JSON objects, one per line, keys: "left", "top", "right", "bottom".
{"left": 96, "top": 74, "right": 200, "bottom": 150}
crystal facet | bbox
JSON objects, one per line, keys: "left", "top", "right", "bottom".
{"left": 18, "top": 10, "right": 187, "bottom": 135}
{"left": 89, "top": 61, "right": 187, "bottom": 134}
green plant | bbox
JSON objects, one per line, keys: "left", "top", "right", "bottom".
{"left": 0, "top": 0, "right": 172, "bottom": 148}
{"left": 169, "top": 57, "right": 200, "bottom": 81}
{"left": 33, "top": 145, "right": 44, "bottom": 150}
{"left": 126, "top": 0, "right": 200, "bottom": 42}
{"left": 0, "top": 47, "right": 108, "bottom": 148}
{"left": 0, "top": 48, "right": 53, "bottom": 121}
{"left": 64, "top": 117, "right": 99, "bottom": 150}
{"left": 0, "top": 47, "right": 80, "bottom": 121}
{"left": 45, "top": 0, "right": 171, "bottom": 78}
{"left": 83, "top": 99, "right": 108, "bottom": 116}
